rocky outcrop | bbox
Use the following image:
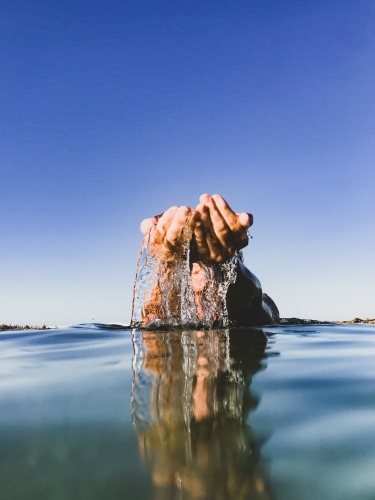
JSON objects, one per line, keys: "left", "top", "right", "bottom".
{"left": 280, "top": 318, "right": 334, "bottom": 325}
{"left": 337, "top": 318, "right": 375, "bottom": 324}
{"left": 0, "top": 324, "right": 50, "bottom": 331}
{"left": 280, "top": 317, "right": 375, "bottom": 325}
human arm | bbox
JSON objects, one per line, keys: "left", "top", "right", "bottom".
{"left": 134, "top": 195, "right": 279, "bottom": 327}
{"left": 190, "top": 194, "right": 279, "bottom": 325}
{"left": 132, "top": 205, "right": 200, "bottom": 327}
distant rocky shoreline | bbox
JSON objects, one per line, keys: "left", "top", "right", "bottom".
{"left": 336, "top": 318, "right": 375, "bottom": 325}
{"left": 0, "top": 324, "right": 51, "bottom": 331}
{"left": 1, "top": 318, "right": 375, "bottom": 332}
{"left": 279, "top": 318, "right": 333, "bottom": 325}
{"left": 280, "top": 317, "right": 375, "bottom": 325}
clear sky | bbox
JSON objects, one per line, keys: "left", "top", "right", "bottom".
{"left": 1, "top": 0, "right": 374, "bottom": 325}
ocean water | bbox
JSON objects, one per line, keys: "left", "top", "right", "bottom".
{"left": 1, "top": 324, "right": 375, "bottom": 499}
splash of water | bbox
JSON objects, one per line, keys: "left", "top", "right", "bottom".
{"left": 131, "top": 222, "right": 239, "bottom": 329}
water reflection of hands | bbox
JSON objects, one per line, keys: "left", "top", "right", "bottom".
{"left": 140, "top": 194, "right": 253, "bottom": 264}
{"left": 132, "top": 329, "right": 273, "bottom": 500}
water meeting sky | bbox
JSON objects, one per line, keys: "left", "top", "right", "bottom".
{"left": 1, "top": 0, "right": 374, "bottom": 325}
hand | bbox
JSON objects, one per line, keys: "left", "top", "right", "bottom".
{"left": 140, "top": 205, "right": 199, "bottom": 262}
{"left": 192, "top": 194, "right": 253, "bottom": 263}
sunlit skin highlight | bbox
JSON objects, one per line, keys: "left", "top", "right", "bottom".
{"left": 137, "top": 194, "right": 279, "bottom": 326}
{"left": 140, "top": 194, "right": 252, "bottom": 264}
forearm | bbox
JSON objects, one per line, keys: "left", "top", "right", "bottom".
{"left": 131, "top": 231, "right": 194, "bottom": 328}
{"left": 132, "top": 227, "right": 279, "bottom": 328}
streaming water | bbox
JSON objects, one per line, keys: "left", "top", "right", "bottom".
{"left": 131, "top": 225, "right": 238, "bottom": 329}
{"left": 1, "top": 323, "right": 375, "bottom": 499}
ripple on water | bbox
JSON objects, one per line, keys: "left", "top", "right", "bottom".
{"left": 0, "top": 323, "right": 375, "bottom": 499}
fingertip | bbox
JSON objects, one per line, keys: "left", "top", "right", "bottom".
{"left": 196, "top": 202, "right": 208, "bottom": 214}
{"left": 239, "top": 212, "right": 253, "bottom": 228}
{"left": 140, "top": 220, "right": 147, "bottom": 234}
{"left": 212, "top": 193, "right": 225, "bottom": 203}
{"left": 163, "top": 205, "right": 179, "bottom": 218}
{"left": 140, "top": 217, "right": 157, "bottom": 234}
{"left": 199, "top": 193, "right": 211, "bottom": 204}
{"left": 177, "top": 205, "right": 190, "bottom": 216}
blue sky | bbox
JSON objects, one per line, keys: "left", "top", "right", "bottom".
{"left": 1, "top": 0, "right": 374, "bottom": 325}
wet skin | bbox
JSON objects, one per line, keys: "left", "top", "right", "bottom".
{"left": 140, "top": 194, "right": 253, "bottom": 263}
{"left": 137, "top": 193, "right": 279, "bottom": 326}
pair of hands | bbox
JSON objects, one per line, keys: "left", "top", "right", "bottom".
{"left": 140, "top": 194, "right": 253, "bottom": 264}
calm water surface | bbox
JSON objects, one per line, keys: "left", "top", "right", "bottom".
{"left": 1, "top": 324, "right": 375, "bottom": 499}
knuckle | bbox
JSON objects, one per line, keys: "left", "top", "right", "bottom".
{"left": 167, "top": 206, "right": 179, "bottom": 214}
{"left": 196, "top": 241, "right": 207, "bottom": 252}
{"left": 198, "top": 251, "right": 210, "bottom": 262}
{"left": 238, "top": 237, "right": 249, "bottom": 249}
{"left": 214, "top": 220, "right": 227, "bottom": 232}
{"left": 210, "top": 251, "right": 218, "bottom": 261}
{"left": 165, "top": 237, "right": 178, "bottom": 249}
{"left": 178, "top": 206, "right": 190, "bottom": 217}
{"left": 211, "top": 251, "right": 222, "bottom": 262}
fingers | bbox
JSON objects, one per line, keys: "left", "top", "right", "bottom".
{"left": 153, "top": 206, "right": 179, "bottom": 244}
{"left": 145, "top": 205, "right": 200, "bottom": 261}
{"left": 193, "top": 209, "right": 211, "bottom": 262}
{"left": 211, "top": 194, "right": 251, "bottom": 248}
{"left": 200, "top": 195, "right": 237, "bottom": 262}
{"left": 141, "top": 195, "right": 252, "bottom": 264}
{"left": 196, "top": 202, "right": 223, "bottom": 261}
{"left": 209, "top": 194, "right": 238, "bottom": 230}
{"left": 166, "top": 206, "right": 198, "bottom": 247}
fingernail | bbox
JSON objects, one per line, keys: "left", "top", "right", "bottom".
{"left": 199, "top": 194, "right": 210, "bottom": 204}
{"left": 239, "top": 212, "right": 252, "bottom": 228}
